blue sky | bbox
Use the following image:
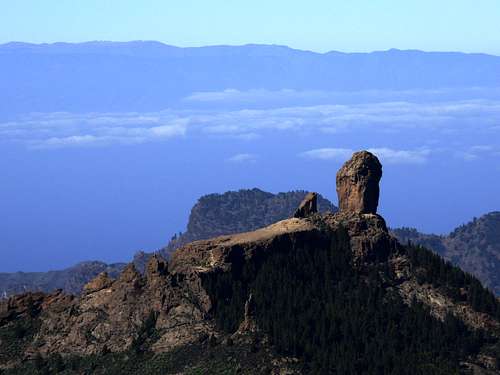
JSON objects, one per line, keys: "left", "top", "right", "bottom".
{"left": 2, "top": 0, "right": 500, "bottom": 54}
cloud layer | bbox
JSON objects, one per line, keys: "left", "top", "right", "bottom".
{"left": 1, "top": 96, "right": 499, "bottom": 163}
{"left": 226, "top": 153, "right": 259, "bottom": 163}
{"left": 300, "top": 147, "right": 431, "bottom": 164}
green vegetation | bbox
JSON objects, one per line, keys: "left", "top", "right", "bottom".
{"left": 393, "top": 212, "right": 500, "bottom": 297}
{"left": 408, "top": 244, "right": 500, "bottom": 319}
{"left": 205, "top": 228, "right": 492, "bottom": 374}
{"left": 0, "top": 317, "right": 40, "bottom": 366}
{"left": 4, "top": 228, "right": 500, "bottom": 374}
{"left": 0, "top": 342, "right": 277, "bottom": 375}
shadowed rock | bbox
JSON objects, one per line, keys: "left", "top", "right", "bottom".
{"left": 293, "top": 192, "right": 318, "bottom": 218}
{"left": 336, "top": 151, "right": 382, "bottom": 214}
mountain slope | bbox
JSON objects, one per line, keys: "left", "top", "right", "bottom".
{"left": 0, "top": 190, "right": 336, "bottom": 297}
{"left": 1, "top": 151, "right": 499, "bottom": 374}
{"left": 392, "top": 212, "right": 500, "bottom": 296}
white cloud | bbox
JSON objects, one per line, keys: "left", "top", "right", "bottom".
{"left": 184, "top": 88, "right": 500, "bottom": 106}
{"left": 456, "top": 145, "right": 500, "bottom": 161}
{"left": 300, "top": 148, "right": 353, "bottom": 161}
{"left": 1, "top": 97, "right": 500, "bottom": 150}
{"left": 226, "top": 153, "right": 258, "bottom": 163}
{"left": 3, "top": 114, "right": 188, "bottom": 149}
{"left": 149, "top": 122, "right": 187, "bottom": 137}
{"left": 184, "top": 89, "right": 329, "bottom": 104}
{"left": 36, "top": 135, "right": 102, "bottom": 148}
{"left": 300, "top": 147, "right": 431, "bottom": 164}
{"left": 367, "top": 148, "right": 431, "bottom": 164}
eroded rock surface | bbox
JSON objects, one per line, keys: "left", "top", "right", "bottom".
{"left": 293, "top": 192, "right": 318, "bottom": 218}
{"left": 336, "top": 150, "right": 382, "bottom": 214}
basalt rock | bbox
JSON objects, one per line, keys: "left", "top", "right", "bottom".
{"left": 293, "top": 192, "right": 318, "bottom": 218}
{"left": 336, "top": 150, "right": 382, "bottom": 214}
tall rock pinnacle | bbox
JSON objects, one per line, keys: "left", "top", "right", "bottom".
{"left": 336, "top": 151, "right": 382, "bottom": 214}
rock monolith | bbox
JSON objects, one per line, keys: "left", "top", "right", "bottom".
{"left": 336, "top": 151, "right": 382, "bottom": 214}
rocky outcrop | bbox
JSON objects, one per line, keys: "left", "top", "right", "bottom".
{"left": 0, "top": 292, "right": 48, "bottom": 325}
{"left": 336, "top": 151, "right": 382, "bottom": 214}
{"left": 0, "top": 190, "right": 336, "bottom": 299}
{"left": 323, "top": 211, "right": 399, "bottom": 264}
{"left": 82, "top": 272, "right": 113, "bottom": 294}
{"left": 293, "top": 192, "right": 317, "bottom": 218}
{"left": 236, "top": 293, "right": 258, "bottom": 334}
{"left": 1, "top": 150, "right": 499, "bottom": 373}
{"left": 162, "top": 189, "right": 337, "bottom": 257}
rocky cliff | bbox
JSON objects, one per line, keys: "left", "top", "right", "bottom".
{"left": 160, "top": 189, "right": 337, "bottom": 259}
{"left": 0, "top": 190, "right": 335, "bottom": 298}
{"left": 1, "top": 151, "right": 500, "bottom": 374}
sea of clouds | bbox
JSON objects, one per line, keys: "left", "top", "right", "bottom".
{"left": 1, "top": 89, "right": 499, "bottom": 167}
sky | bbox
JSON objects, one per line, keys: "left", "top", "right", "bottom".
{"left": 2, "top": 92, "right": 500, "bottom": 272}
{"left": 2, "top": 0, "right": 500, "bottom": 54}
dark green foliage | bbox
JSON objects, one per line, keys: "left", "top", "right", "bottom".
{"left": 393, "top": 212, "right": 500, "bottom": 297}
{"left": 408, "top": 244, "right": 500, "bottom": 319}
{"left": 205, "top": 228, "right": 487, "bottom": 374}
{"left": 2, "top": 343, "right": 279, "bottom": 375}
{"left": 0, "top": 317, "right": 40, "bottom": 364}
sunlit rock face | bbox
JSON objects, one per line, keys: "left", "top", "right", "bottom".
{"left": 336, "top": 151, "right": 382, "bottom": 214}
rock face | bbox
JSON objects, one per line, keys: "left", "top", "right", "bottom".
{"left": 1, "top": 153, "right": 500, "bottom": 373}
{"left": 163, "top": 189, "right": 337, "bottom": 256}
{"left": 293, "top": 192, "right": 318, "bottom": 218}
{"left": 336, "top": 151, "right": 382, "bottom": 214}
{"left": 82, "top": 272, "right": 113, "bottom": 294}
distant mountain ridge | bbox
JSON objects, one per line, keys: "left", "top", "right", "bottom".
{"left": 0, "top": 189, "right": 336, "bottom": 297}
{"left": 2, "top": 42, "right": 500, "bottom": 117}
{"left": 159, "top": 188, "right": 337, "bottom": 259}
{"left": 0, "top": 261, "right": 125, "bottom": 298}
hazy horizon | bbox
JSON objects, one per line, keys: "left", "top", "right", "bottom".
{"left": 1, "top": 0, "right": 500, "bottom": 272}
{"left": 3, "top": 1, "right": 500, "bottom": 54}
{"left": 3, "top": 40, "right": 500, "bottom": 57}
